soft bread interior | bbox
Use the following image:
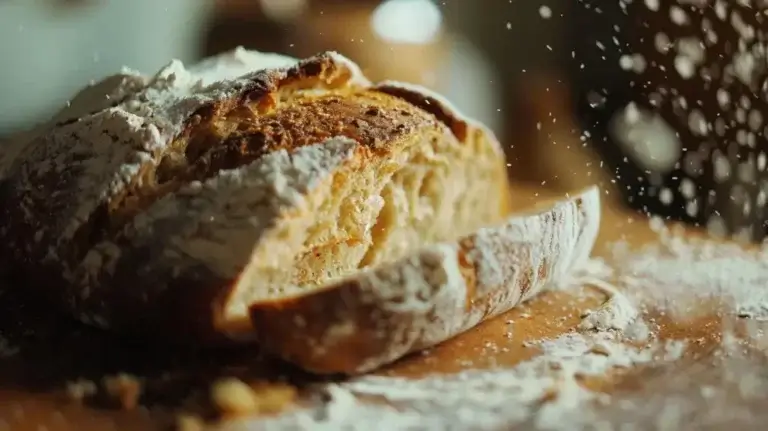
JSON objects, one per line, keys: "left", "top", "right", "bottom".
{"left": 218, "top": 99, "right": 510, "bottom": 336}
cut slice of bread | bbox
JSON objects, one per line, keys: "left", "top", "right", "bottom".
{"left": 248, "top": 186, "right": 600, "bottom": 374}
{"left": 0, "top": 49, "right": 512, "bottom": 344}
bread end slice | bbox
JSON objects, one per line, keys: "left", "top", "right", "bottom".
{"left": 248, "top": 186, "right": 601, "bottom": 374}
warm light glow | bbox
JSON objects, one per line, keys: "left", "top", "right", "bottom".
{"left": 371, "top": 0, "right": 443, "bottom": 45}
{"left": 260, "top": 0, "right": 307, "bottom": 22}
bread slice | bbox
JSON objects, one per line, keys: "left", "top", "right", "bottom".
{"left": 249, "top": 186, "right": 600, "bottom": 374}
{"left": 0, "top": 48, "right": 512, "bottom": 343}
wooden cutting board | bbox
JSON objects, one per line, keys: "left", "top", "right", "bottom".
{"left": 0, "top": 183, "right": 760, "bottom": 431}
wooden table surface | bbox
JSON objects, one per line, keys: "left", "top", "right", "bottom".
{"left": 0, "top": 183, "right": 762, "bottom": 430}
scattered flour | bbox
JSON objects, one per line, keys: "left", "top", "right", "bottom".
{"left": 216, "top": 254, "right": 687, "bottom": 428}
{"left": 610, "top": 231, "right": 768, "bottom": 320}
{"left": 579, "top": 289, "right": 640, "bottom": 333}
{"left": 222, "top": 329, "right": 684, "bottom": 431}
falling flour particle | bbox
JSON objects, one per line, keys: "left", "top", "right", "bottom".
{"left": 659, "top": 187, "right": 674, "bottom": 205}
{"left": 609, "top": 103, "right": 682, "bottom": 173}
{"left": 539, "top": 5, "right": 553, "bottom": 19}
{"left": 644, "top": 0, "right": 660, "bottom": 12}
{"left": 669, "top": 6, "right": 689, "bottom": 25}
{"left": 674, "top": 56, "right": 696, "bottom": 79}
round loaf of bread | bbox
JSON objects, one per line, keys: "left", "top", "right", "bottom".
{"left": 0, "top": 49, "right": 512, "bottom": 343}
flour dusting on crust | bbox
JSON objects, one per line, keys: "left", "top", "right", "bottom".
{"left": 249, "top": 187, "right": 602, "bottom": 374}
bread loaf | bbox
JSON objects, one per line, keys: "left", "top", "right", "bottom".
{"left": 0, "top": 48, "right": 516, "bottom": 344}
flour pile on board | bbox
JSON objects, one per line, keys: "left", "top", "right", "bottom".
{"left": 609, "top": 227, "right": 768, "bottom": 320}
{"left": 224, "top": 329, "right": 683, "bottom": 431}
{"left": 584, "top": 322, "right": 768, "bottom": 429}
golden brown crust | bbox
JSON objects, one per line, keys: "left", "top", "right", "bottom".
{"left": 207, "top": 91, "right": 437, "bottom": 163}
{"left": 373, "top": 84, "right": 470, "bottom": 142}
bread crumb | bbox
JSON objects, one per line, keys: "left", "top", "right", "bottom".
{"left": 537, "top": 386, "right": 559, "bottom": 404}
{"left": 175, "top": 414, "right": 206, "bottom": 431}
{"left": 250, "top": 383, "right": 297, "bottom": 414}
{"left": 623, "top": 319, "right": 651, "bottom": 343}
{"left": 65, "top": 379, "right": 97, "bottom": 402}
{"left": 102, "top": 373, "right": 142, "bottom": 410}
{"left": 588, "top": 342, "right": 612, "bottom": 356}
{"left": 210, "top": 378, "right": 297, "bottom": 417}
{"left": 211, "top": 378, "right": 259, "bottom": 415}
{"left": 578, "top": 280, "right": 639, "bottom": 332}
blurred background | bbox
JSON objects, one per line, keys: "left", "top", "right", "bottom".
{"left": 1, "top": 0, "right": 766, "bottom": 239}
